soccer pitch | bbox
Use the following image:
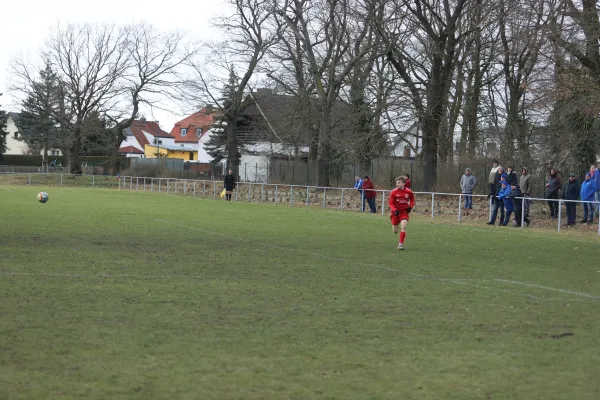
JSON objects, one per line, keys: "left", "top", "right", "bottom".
{"left": 1, "top": 185, "right": 599, "bottom": 399}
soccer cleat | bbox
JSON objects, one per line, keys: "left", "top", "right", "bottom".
{"left": 397, "top": 243, "right": 404, "bottom": 250}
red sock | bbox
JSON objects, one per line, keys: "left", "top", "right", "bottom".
{"left": 400, "top": 232, "right": 406, "bottom": 244}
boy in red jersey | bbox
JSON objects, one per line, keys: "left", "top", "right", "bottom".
{"left": 389, "top": 176, "right": 415, "bottom": 250}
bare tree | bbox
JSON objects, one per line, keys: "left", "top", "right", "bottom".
{"left": 11, "top": 23, "right": 193, "bottom": 173}
{"left": 376, "top": 0, "right": 471, "bottom": 190}
{"left": 278, "top": 0, "right": 378, "bottom": 186}
{"left": 186, "top": 0, "right": 279, "bottom": 179}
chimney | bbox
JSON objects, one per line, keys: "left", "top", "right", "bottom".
{"left": 205, "top": 104, "right": 214, "bottom": 114}
{"left": 140, "top": 116, "right": 147, "bottom": 125}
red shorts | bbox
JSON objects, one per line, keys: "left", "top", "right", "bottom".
{"left": 390, "top": 211, "right": 409, "bottom": 225}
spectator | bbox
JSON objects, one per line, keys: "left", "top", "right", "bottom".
{"left": 362, "top": 175, "right": 377, "bottom": 213}
{"left": 591, "top": 164, "right": 600, "bottom": 215}
{"left": 403, "top": 174, "right": 411, "bottom": 189}
{"left": 498, "top": 180, "right": 513, "bottom": 226}
{"left": 563, "top": 172, "right": 579, "bottom": 226}
{"left": 460, "top": 168, "right": 477, "bottom": 209}
{"left": 505, "top": 166, "right": 518, "bottom": 186}
{"left": 520, "top": 167, "right": 531, "bottom": 195}
{"left": 580, "top": 172, "right": 596, "bottom": 224}
{"left": 488, "top": 160, "right": 502, "bottom": 196}
{"left": 510, "top": 183, "right": 529, "bottom": 227}
{"left": 223, "top": 169, "right": 236, "bottom": 201}
{"left": 487, "top": 169, "right": 505, "bottom": 225}
{"left": 354, "top": 176, "right": 364, "bottom": 212}
{"left": 545, "top": 168, "right": 561, "bottom": 218}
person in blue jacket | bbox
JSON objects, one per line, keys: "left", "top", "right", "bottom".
{"left": 498, "top": 180, "right": 513, "bottom": 226}
{"left": 580, "top": 172, "right": 597, "bottom": 223}
{"left": 591, "top": 164, "right": 600, "bottom": 215}
{"left": 354, "top": 176, "right": 364, "bottom": 211}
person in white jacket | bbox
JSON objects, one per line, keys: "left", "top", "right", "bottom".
{"left": 488, "top": 160, "right": 501, "bottom": 196}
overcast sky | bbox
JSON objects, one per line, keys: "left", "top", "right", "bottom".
{"left": 0, "top": 0, "right": 222, "bottom": 131}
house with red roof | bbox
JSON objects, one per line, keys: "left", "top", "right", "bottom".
{"left": 169, "top": 106, "right": 218, "bottom": 148}
{"left": 118, "top": 118, "right": 173, "bottom": 158}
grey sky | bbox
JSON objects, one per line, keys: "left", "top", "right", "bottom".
{"left": 1, "top": 0, "right": 221, "bottom": 131}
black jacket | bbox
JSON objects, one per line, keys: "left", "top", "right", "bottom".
{"left": 563, "top": 179, "right": 579, "bottom": 200}
{"left": 489, "top": 172, "right": 502, "bottom": 197}
{"left": 224, "top": 174, "right": 236, "bottom": 189}
{"left": 510, "top": 187, "right": 524, "bottom": 211}
{"left": 506, "top": 171, "right": 518, "bottom": 186}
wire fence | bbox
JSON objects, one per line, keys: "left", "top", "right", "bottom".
{"left": 1, "top": 172, "right": 599, "bottom": 236}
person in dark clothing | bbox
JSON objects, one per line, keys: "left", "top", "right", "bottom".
{"left": 498, "top": 180, "right": 513, "bottom": 226}
{"left": 362, "top": 175, "right": 377, "bottom": 213}
{"left": 510, "top": 183, "right": 530, "bottom": 227}
{"left": 545, "top": 168, "right": 561, "bottom": 218}
{"left": 223, "top": 169, "right": 236, "bottom": 201}
{"left": 505, "top": 166, "right": 518, "bottom": 186}
{"left": 563, "top": 173, "right": 579, "bottom": 225}
{"left": 487, "top": 171, "right": 505, "bottom": 225}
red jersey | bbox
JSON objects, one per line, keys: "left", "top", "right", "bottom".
{"left": 405, "top": 179, "right": 411, "bottom": 189}
{"left": 389, "top": 187, "right": 415, "bottom": 212}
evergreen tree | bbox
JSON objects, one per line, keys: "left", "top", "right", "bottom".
{"left": 80, "top": 111, "right": 116, "bottom": 156}
{"left": 18, "top": 63, "right": 66, "bottom": 159}
{"left": 204, "top": 68, "right": 244, "bottom": 169}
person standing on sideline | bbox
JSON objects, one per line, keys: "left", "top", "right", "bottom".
{"left": 403, "top": 174, "right": 411, "bottom": 189}
{"left": 520, "top": 167, "right": 531, "bottom": 195}
{"left": 545, "top": 168, "right": 561, "bottom": 218}
{"left": 510, "top": 183, "right": 529, "bottom": 227}
{"left": 505, "top": 166, "right": 518, "bottom": 186}
{"left": 562, "top": 172, "right": 579, "bottom": 226}
{"left": 488, "top": 160, "right": 502, "bottom": 196}
{"left": 498, "top": 180, "right": 514, "bottom": 226}
{"left": 389, "top": 176, "right": 415, "bottom": 250}
{"left": 354, "top": 176, "right": 364, "bottom": 211}
{"left": 591, "top": 164, "right": 600, "bottom": 216}
{"left": 362, "top": 175, "right": 377, "bottom": 213}
{"left": 223, "top": 169, "right": 236, "bottom": 201}
{"left": 487, "top": 168, "right": 505, "bottom": 225}
{"left": 460, "top": 168, "right": 477, "bottom": 209}
{"left": 580, "top": 172, "right": 596, "bottom": 223}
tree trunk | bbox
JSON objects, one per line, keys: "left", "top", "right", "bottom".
{"left": 316, "top": 110, "right": 331, "bottom": 187}
{"left": 226, "top": 117, "right": 240, "bottom": 179}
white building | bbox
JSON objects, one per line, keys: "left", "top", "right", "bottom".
{"left": 3, "top": 113, "right": 62, "bottom": 157}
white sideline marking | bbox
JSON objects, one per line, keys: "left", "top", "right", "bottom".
{"left": 0, "top": 271, "right": 430, "bottom": 282}
{"left": 156, "top": 219, "right": 597, "bottom": 301}
{"left": 495, "top": 279, "right": 600, "bottom": 300}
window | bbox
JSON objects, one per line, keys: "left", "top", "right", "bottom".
{"left": 196, "top": 128, "right": 202, "bottom": 137}
{"left": 189, "top": 152, "right": 194, "bottom": 161}
{"left": 13, "top": 132, "right": 18, "bottom": 139}
{"left": 180, "top": 128, "right": 187, "bottom": 137}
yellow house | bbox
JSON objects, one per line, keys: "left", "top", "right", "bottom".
{"left": 144, "top": 144, "right": 198, "bottom": 161}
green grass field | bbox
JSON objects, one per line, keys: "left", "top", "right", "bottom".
{"left": 1, "top": 185, "right": 599, "bottom": 399}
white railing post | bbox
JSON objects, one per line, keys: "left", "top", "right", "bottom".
{"left": 193, "top": 181, "right": 196, "bottom": 196}
{"left": 261, "top": 183, "right": 265, "bottom": 202}
{"left": 275, "top": 185, "right": 279, "bottom": 203}
{"left": 136, "top": 177, "right": 139, "bottom": 191}
{"left": 431, "top": 193, "right": 435, "bottom": 219}
{"left": 151, "top": 178, "right": 154, "bottom": 192}
{"left": 521, "top": 198, "right": 525, "bottom": 229}
{"left": 458, "top": 194, "right": 462, "bottom": 222}
{"left": 381, "top": 191, "right": 385, "bottom": 216}
{"left": 214, "top": 183, "right": 217, "bottom": 199}
{"left": 236, "top": 183, "right": 239, "bottom": 201}
{"left": 489, "top": 197, "right": 493, "bottom": 221}
{"left": 203, "top": 181, "right": 206, "bottom": 196}
{"left": 306, "top": 186, "right": 309, "bottom": 207}
{"left": 557, "top": 200, "right": 562, "bottom": 232}
{"left": 92, "top": 175, "right": 95, "bottom": 187}
{"left": 130, "top": 176, "right": 132, "bottom": 191}
{"left": 340, "top": 188, "right": 344, "bottom": 210}
{"left": 322, "top": 188, "right": 327, "bottom": 208}
{"left": 28, "top": 174, "right": 31, "bottom": 185}
{"left": 143, "top": 177, "right": 145, "bottom": 191}
{"left": 60, "top": 175, "right": 63, "bottom": 186}
{"left": 184, "top": 181, "right": 187, "bottom": 195}
{"left": 290, "top": 186, "right": 293, "bottom": 207}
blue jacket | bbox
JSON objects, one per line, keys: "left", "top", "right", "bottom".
{"left": 499, "top": 185, "right": 514, "bottom": 211}
{"left": 593, "top": 168, "right": 600, "bottom": 191}
{"left": 580, "top": 179, "right": 597, "bottom": 201}
{"left": 354, "top": 178, "right": 363, "bottom": 194}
